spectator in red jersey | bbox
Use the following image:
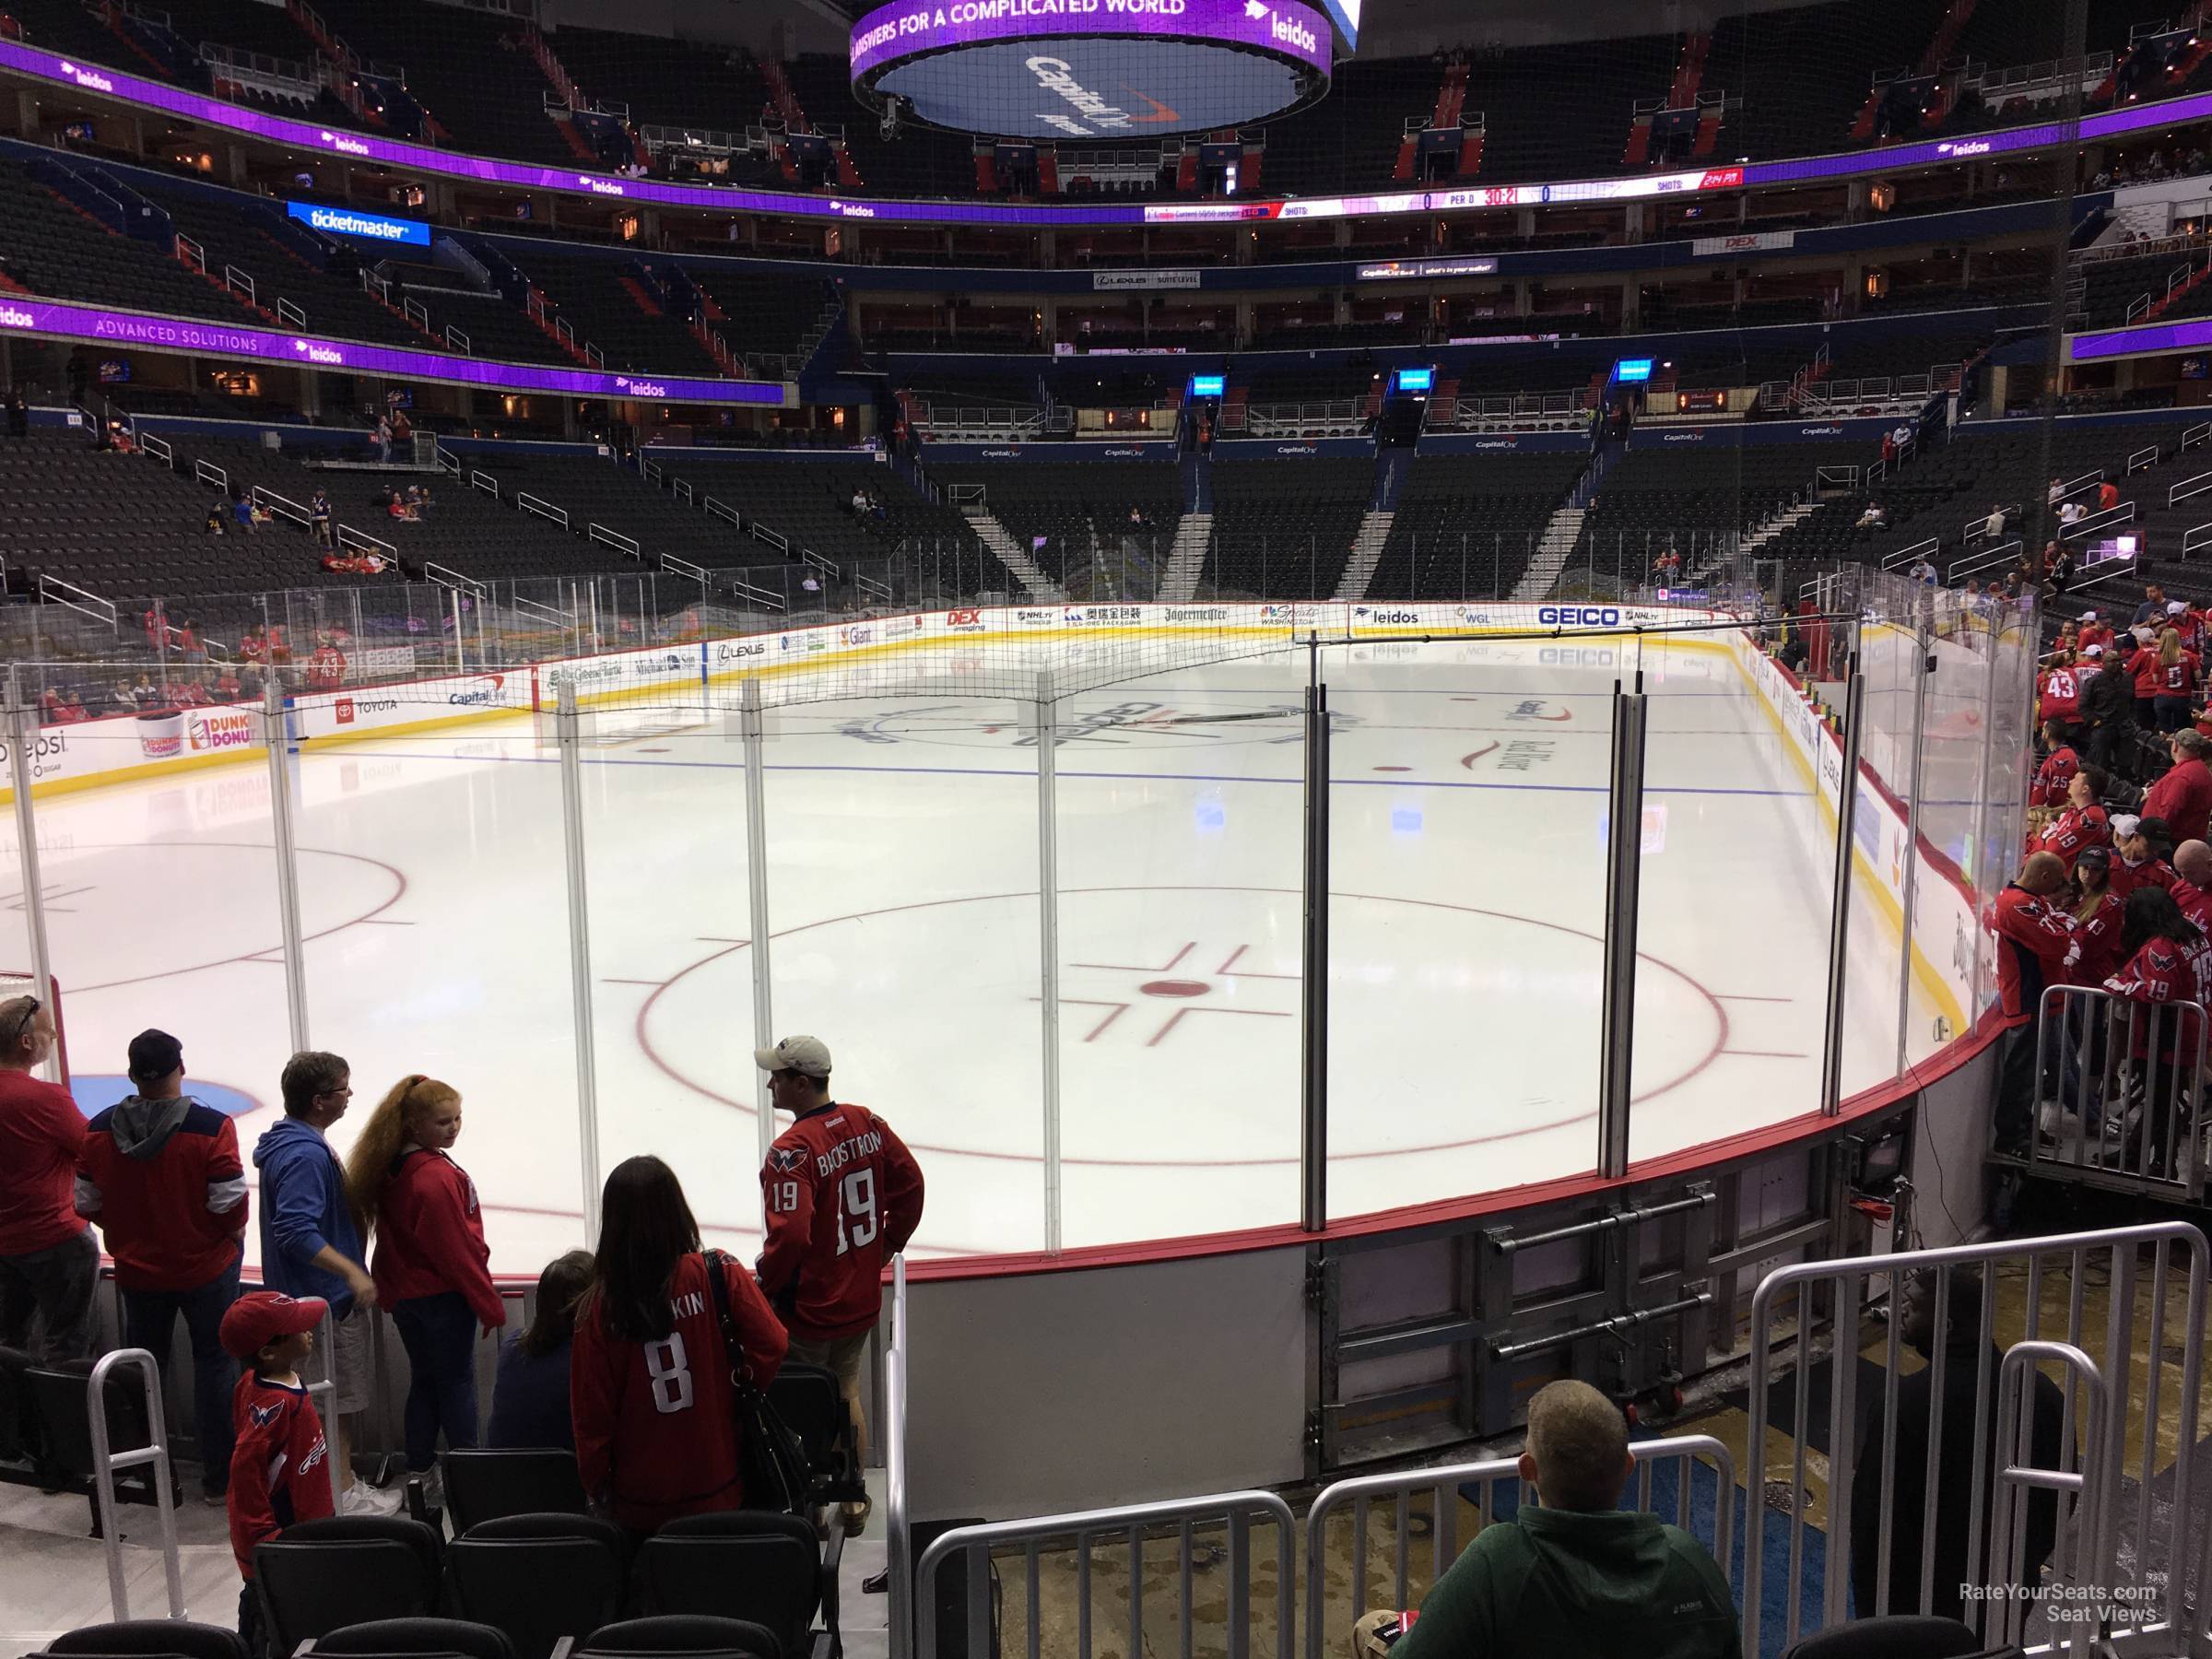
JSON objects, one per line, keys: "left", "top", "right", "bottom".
{"left": 215, "top": 665, "right": 242, "bottom": 702}
{"left": 2030, "top": 722, "right": 2081, "bottom": 808}
{"left": 756, "top": 1034, "right": 924, "bottom": 1531}
{"left": 2040, "top": 656, "right": 2083, "bottom": 743}
{"left": 2078, "top": 611, "right": 2115, "bottom": 655}
{"left": 220, "top": 1290, "right": 335, "bottom": 1654}
{"left": 0, "top": 996, "right": 95, "bottom": 1360}
{"left": 2108, "top": 815, "right": 2178, "bottom": 900}
{"left": 51, "top": 689, "right": 87, "bottom": 724}
{"left": 1989, "top": 852, "right": 2076, "bottom": 1155}
{"left": 2173, "top": 841, "right": 2212, "bottom": 929}
{"left": 2156, "top": 627, "right": 2202, "bottom": 732}
{"left": 2126, "top": 628, "right": 2163, "bottom": 731}
{"left": 304, "top": 635, "right": 347, "bottom": 693}
{"left": 2101, "top": 886, "right": 2212, "bottom": 1177}
{"left": 2036, "top": 766, "right": 2112, "bottom": 872}
{"left": 176, "top": 677, "right": 212, "bottom": 708}
{"left": 2147, "top": 731, "right": 2212, "bottom": 844}
{"left": 343, "top": 1076, "right": 505, "bottom": 1500}
{"left": 571, "top": 1155, "right": 787, "bottom": 1532}
{"left": 2065, "top": 847, "right": 2127, "bottom": 985}
{"left": 75, "top": 1030, "right": 248, "bottom": 1503}
{"left": 2099, "top": 477, "right": 2121, "bottom": 514}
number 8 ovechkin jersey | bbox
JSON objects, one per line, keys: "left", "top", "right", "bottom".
{"left": 757, "top": 1100, "right": 925, "bottom": 1341}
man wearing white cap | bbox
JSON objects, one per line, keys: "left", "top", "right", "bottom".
{"left": 2079, "top": 611, "right": 2114, "bottom": 656}
{"left": 753, "top": 1034, "right": 924, "bottom": 1531}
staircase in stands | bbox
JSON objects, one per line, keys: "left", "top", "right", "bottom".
{"left": 1335, "top": 511, "right": 1395, "bottom": 600}
{"left": 1159, "top": 513, "right": 1214, "bottom": 603}
{"left": 966, "top": 509, "right": 1065, "bottom": 600}
{"left": 1511, "top": 506, "right": 1590, "bottom": 601}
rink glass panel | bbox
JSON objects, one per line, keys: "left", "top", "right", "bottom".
{"left": 288, "top": 682, "right": 589, "bottom": 1277}
{"left": 1050, "top": 648, "right": 1309, "bottom": 1248}
{"left": 1322, "top": 638, "right": 1611, "bottom": 1219}
{"left": 748, "top": 667, "right": 1047, "bottom": 1258}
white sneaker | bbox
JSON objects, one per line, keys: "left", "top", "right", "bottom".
{"left": 337, "top": 1480, "right": 402, "bottom": 1516}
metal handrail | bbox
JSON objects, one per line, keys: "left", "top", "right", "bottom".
{"left": 517, "top": 493, "right": 569, "bottom": 528}
{"left": 86, "top": 1348, "right": 183, "bottom": 1621}
{"left": 253, "top": 485, "right": 312, "bottom": 528}
{"left": 587, "top": 524, "right": 639, "bottom": 557}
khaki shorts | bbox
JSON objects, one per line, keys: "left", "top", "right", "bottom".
{"left": 299, "top": 1304, "right": 373, "bottom": 1416}
{"left": 784, "top": 1329, "right": 869, "bottom": 1398}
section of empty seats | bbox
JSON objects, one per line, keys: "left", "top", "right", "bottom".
{"left": 1253, "top": 58, "right": 1451, "bottom": 198}
{"left": 1462, "top": 33, "right": 1681, "bottom": 184}
{"left": 1203, "top": 458, "right": 1374, "bottom": 598}
{"left": 782, "top": 53, "right": 977, "bottom": 197}
{"left": 679, "top": 268, "right": 835, "bottom": 371}
{"left": 547, "top": 28, "right": 771, "bottom": 136}
{"left": 460, "top": 455, "right": 758, "bottom": 571}
{"left": 0, "top": 435, "right": 349, "bottom": 615}
{"left": 499, "top": 246, "right": 726, "bottom": 378}
{"left": 1578, "top": 442, "right": 1868, "bottom": 564}
{"left": 2075, "top": 252, "right": 2203, "bottom": 329}
{"left": 1368, "top": 453, "right": 1591, "bottom": 599}
{"left": 0, "top": 159, "right": 261, "bottom": 326}
{"left": 156, "top": 0, "right": 323, "bottom": 62}
{"left": 651, "top": 455, "right": 993, "bottom": 577}
{"left": 307, "top": 0, "right": 579, "bottom": 164}
{"left": 132, "top": 181, "right": 431, "bottom": 350}
{"left": 925, "top": 463, "right": 1181, "bottom": 586}
{"left": 1709, "top": 0, "right": 1937, "bottom": 161}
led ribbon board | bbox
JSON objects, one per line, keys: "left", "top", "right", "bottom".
{"left": 0, "top": 296, "right": 788, "bottom": 405}
{"left": 0, "top": 41, "right": 2194, "bottom": 229}
{"left": 848, "top": 0, "right": 1333, "bottom": 140}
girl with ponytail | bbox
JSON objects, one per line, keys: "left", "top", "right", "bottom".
{"left": 343, "top": 1075, "right": 506, "bottom": 1489}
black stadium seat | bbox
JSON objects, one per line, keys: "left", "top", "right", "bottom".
{"left": 312, "top": 1622, "right": 515, "bottom": 1659}
{"left": 440, "top": 1449, "right": 590, "bottom": 1534}
{"left": 44, "top": 1622, "right": 251, "bottom": 1659}
{"left": 445, "top": 1513, "right": 629, "bottom": 1659}
{"left": 574, "top": 1618, "right": 780, "bottom": 1659}
{"left": 253, "top": 1515, "right": 445, "bottom": 1654}
{"left": 632, "top": 1512, "right": 824, "bottom": 1659}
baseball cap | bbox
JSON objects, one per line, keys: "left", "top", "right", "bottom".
{"left": 125, "top": 1029, "right": 182, "bottom": 1083}
{"left": 219, "top": 1290, "right": 327, "bottom": 1360}
{"left": 2082, "top": 610, "right": 2099, "bottom": 620}
{"left": 2111, "top": 814, "right": 2143, "bottom": 840}
{"left": 2084, "top": 643, "right": 2104, "bottom": 657}
{"left": 2171, "top": 601, "right": 2191, "bottom": 615}
{"left": 2076, "top": 844, "right": 2112, "bottom": 870}
{"left": 754, "top": 1034, "right": 831, "bottom": 1077}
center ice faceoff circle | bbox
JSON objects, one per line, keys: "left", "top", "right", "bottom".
{"left": 634, "top": 885, "right": 1730, "bottom": 1167}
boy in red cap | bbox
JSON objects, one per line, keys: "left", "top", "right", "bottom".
{"left": 220, "top": 1290, "right": 335, "bottom": 1653}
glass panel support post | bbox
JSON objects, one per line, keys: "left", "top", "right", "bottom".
{"left": 260, "top": 679, "right": 311, "bottom": 1056}
{"left": 1597, "top": 677, "right": 1648, "bottom": 1181}
{"left": 5, "top": 674, "right": 59, "bottom": 1084}
{"left": 740, "top": 677, "right": 777, "bottom": 1170}
{"left": 555, "top": 674, "right": 604, "bottom": 1244}
{"left": 1895, "top": 628, "right": 1932, "bottom": 1072}
{"left": 1031, "top": 670, "right": 1064, "bottom": 1253}
{"left": 1301, "top": 667, "right": 1330, "bottom": 1230}
{"left": 1821, "top": 665, "right": 1869, "bottom": 1116}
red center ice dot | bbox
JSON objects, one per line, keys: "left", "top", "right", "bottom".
{"left": 1139, "top": 979, "right": 1211, "bottom": 998}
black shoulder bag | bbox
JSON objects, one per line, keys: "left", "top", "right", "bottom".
{"left": 702, "top": 1250, "right": 811, "bottom": 1516}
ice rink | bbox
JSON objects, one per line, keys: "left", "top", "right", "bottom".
{"left": 1, "top": 631, "right": 1941, "bottom": 1268}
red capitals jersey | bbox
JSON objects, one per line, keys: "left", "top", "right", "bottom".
{"left": 758, "top": 1101, "right": 924, "bottom": 1341}
{"left": 228, "top": 1372, "right": 334, "bottom": 1579}
{"left": 570, "top": 1253, "right": 788, "bottom": 1530}
{"left": 2030, "top": 745, "right": 2079, "bottom": 809}
{"left": 1989, "top": 884, "right": 2075, "bottom": 1024}
{"left": 2080, "top": 624, "right": 2116, "bottom": 655}
{"left": 305, "top": 646, "right": 347, "bottom": 691}
{"left": 2105, "top": 931, "right": 2212, "bottom": 1059}
{"left": 2065, "top": 890, "right": 2126, "bottom": 985}
{"left": 2164, "top": 652, "right": 2203, "bottom": 699}
{"left": 2109, "top": 856, "right": 2178, "bottom": 903}
{"left": 2037, "top": 804, "right": 2110, "bottom": 872}
{"left": 2175, "top": 877, "right": 2212, "bottom": 932}
{"left": 2040, "top": 667, "right": 2081, "bottom": 723}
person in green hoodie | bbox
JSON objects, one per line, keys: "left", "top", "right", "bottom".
{"left": 1352, "top": 1379, "right": 1739, "bottom": 1659}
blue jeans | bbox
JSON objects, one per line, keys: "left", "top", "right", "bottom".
{"left": 391, "top": 1291, "right": 478, "bottom": 1473}
{"left": 122, "top": 1250, "right": 243, "bottom": 1496}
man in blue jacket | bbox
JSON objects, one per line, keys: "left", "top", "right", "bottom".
{"left": 253, "top": 1050, "right": 397, "bottom": 1514}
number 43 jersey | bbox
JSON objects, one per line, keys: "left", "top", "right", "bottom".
{"left": 758, "top": 1100, "right": 926, "bottom": 1341}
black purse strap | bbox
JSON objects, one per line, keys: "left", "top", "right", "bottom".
{"left": 701, "top": 1249, "right": 754, "bottom": 1389}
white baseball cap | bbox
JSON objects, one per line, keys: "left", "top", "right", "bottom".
{"left": 754, "top": 1034, "right": 832, "bottom": 1077}
{"left": 2171, "top": 600, "right": 2190, "bottom": 615}
{"left": 2081, "top": 609, "right": 2098, "bottom": 620}
{"left": 2084, "top": 643, "right": 2104, "bottom": 656}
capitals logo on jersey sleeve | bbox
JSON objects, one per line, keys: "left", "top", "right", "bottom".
{"left": 769, "top": 1146, "right": 808, "bottom": 1174}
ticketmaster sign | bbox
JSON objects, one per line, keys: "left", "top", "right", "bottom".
{"left": 287, "top": 200, "right": 431, "bottom": 247}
